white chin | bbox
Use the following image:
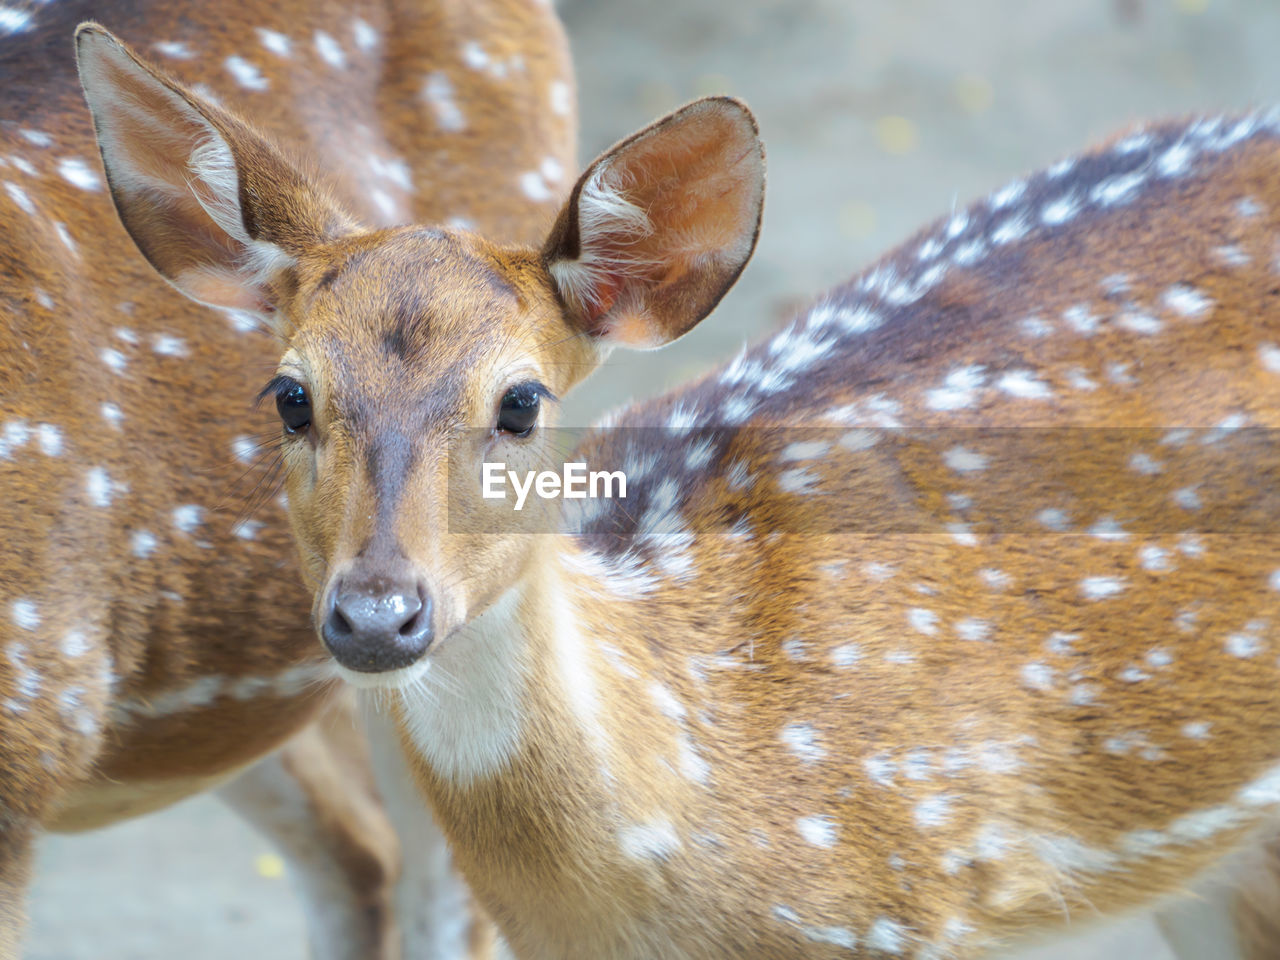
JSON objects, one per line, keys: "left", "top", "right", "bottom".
{"left": 331, "top": 658, "right": 431, "bottom": 690}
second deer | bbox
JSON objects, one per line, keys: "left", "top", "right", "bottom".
{"left": 79, "top": 22, "right": 1280, "bottom": 960}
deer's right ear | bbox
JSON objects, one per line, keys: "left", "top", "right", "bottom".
{"left": 75, "top": 23, "right": 356, "bottom": 324}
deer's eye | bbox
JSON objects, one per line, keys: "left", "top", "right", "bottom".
{"left": 497, "top": 383, "right": 544, "bottom": 437}
{"left": 274, "top": 380, "right": 311, "bottom": 433}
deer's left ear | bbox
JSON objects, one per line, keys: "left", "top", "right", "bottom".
{"left": 543, "top": 97, "right": 765, "bottom": 349}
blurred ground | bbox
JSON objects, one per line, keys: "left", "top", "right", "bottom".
{"left": 26, "top": 0, "right": 1280, "bottom": 956}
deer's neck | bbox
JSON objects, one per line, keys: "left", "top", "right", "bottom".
{"left": 392, "top": 539, "right": 729, "bottom": 957}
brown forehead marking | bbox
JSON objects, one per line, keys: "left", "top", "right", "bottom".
{"left": 295, "top": 230, "right": 530, "bottom": 551}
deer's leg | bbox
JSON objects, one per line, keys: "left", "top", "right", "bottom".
{"left": 363, "top": 706, "right": 499, "bottom": 960}
{"left": 0, "top": 821, "right": 34, "bottom": 960}
{"left": 218, "top": 695, "right": 400, "bottom": 960}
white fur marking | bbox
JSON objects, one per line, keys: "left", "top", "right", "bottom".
{"left": 57, "top": 157, "right": 101, "bottom": 191}
{"left": 796, "top": 815, "right": 838, "bottom": 848}
{"left": 225, "top": 56, "right": 269, "bottom": 91}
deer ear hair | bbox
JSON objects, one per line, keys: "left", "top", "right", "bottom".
{"left": 543, "top": 97, "right": 765, "bottom": 350}
{"left": 75, "top": 22, "right": 356, "bottom": 325}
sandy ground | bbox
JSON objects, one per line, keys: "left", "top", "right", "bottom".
{"left": 25, "top": 0, "right": 1280, "bottom": 956}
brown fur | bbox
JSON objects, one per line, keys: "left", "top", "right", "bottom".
{"left": 0, "top": 1, "right": 573, "bottom": 953}
{"left": 78, "top": 20, "right": 1280, "bottom": 960}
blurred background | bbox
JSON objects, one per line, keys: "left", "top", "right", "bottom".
{"left": 26, "top": 0, "right": 1280, "bottom": 956}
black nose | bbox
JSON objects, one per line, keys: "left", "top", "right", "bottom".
{"left": 321, "top": 573, "right": 434, "bottom": 673}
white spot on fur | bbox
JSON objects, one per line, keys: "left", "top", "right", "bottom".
{"left": 36, "top": 423, "right": 62, "bottom": 456}
{"left": 11, "top": 599, "right": 39, "bottom": 631}
{"left": 1037, "top": 508, "right": 1070, "bottom": 531}
{"left": 314, "top": 31, "right": 346, "bottom": 68}
{"left": 925, "top": 365, "right": 984, "bottom": 411}
{"left": 1215, "top": 244, "right": 1250, "bottom": 267}
{"left": 1157, "top": 143, "right": 1193, "bottom": 177}
{"left": 1091, "top": 170, "right": 1146, "bottom": 205}
{"left": 151, "top": 334, "right": 187, "bottom": 357}
{"left": 991, "top": 212, "right": 1031, "bottom": 245}
{"left": 1089, "top": 517, "right": 1129, "bottom": 541}
{"left": 57, "top": 157, "right": 101, "bottom": 191}
{"left": 131, "top": 530, "right": 158, "bottom": 558}
{"left": 549, "top": 80, "right": 571, "bottom": 116}
{"left": 1128, "top": 452, "right": 1163, "bottom": 475}
{"left": 778, "top": 467, "right": 820, "bottom": 494}
{"left": 781, "top": 441, "right": 829, "bottom": 462}
{"left": 796, "top": 815, "right": 838, "bottom": 848}
{"left": 86, "top": 467, "right": 113, "bottom": 507}
{"left": 864, "top": 753, "right": 896, "bottom": 786}
{"left": 1041, "top": 193, "right": 1079, "bottom": 224}
{"left": 915, "top": 795, "right": 954, "bottom": 829}
{"left": 1182, "top": 721, "right": 1212, "bottom": 740}
{"left": 780, "top": 723, "right": 826, "bottom": 763}
{"left": 809, "top": 302, "right": 883, "bottom": 334}
{"left": 1139, "top": 544, "right": 1171, "bottom": 571}
{"left": 423, "top": 73, "right": 464, "bottom": 132}
{"left": 1021, "top": 662, "right": 1054, "bottom": 691}
{"left": 943, "top": 447, "right": 987, "bottom": 473}
{"left": 461, "top": 40, "right": 488, "bottom": 70}
{"left": 4, "top": 181, "right": 35, "bottom": 215}
{"left": 1226, "top": 630, "right": 1263, "bottom": 658}
{"left": 257, "top": 28, "right": 291, "bottom": 57}
{"left": 1260, "top": 345, "right": 1280, "bottom": 373}
{"left": 956, "top": 618, "right": 991, "bottom": 642}
{"left": 997, "top": 369, "right": 1053, "bottom": 400}
{"left": 1173, "top": 486, "right": 1202, "bottom": 511}
{"left": 908, "top": 607, "right": 938, "bottom": 635}
{"left": 101, "top": 403, "right": 123, "bottom": 427}
{"left": 866, "top": 917, "right": 907, "bottom": 954}
{"left": 990, "top": 179, "right": 1025, "bottom": 209}
{"left": 60, "top": 629, "right": 90, "bottom": 659}
{"left": 830, "top": 644, "right": 862, "bottom": 668}
{"left": 225, "top": 56, "right": 269, "bottom": 91}
{"left": 173, "top": 504, "right": 204, "bottom": 534}
{"left": 153, "top": 41, "right": 193, "bottom": 59}
{"left": 52, "top": 221, "right": 77, "bottom": 254}
{"left": 352, "top": 19, "right": 378, "bottom": 51}
{"left": 231, "top": 436, "right": 258, "bottom": 464}
{"left": 1020, "top": 315, "right": 1052, "bottom": 338}
{"left": 979, "top": 568, "right": 1011, "bottom": 590}
{"left": 619, "top": 819, "right": 681, "bottom": 861}
{"left": 1162, "top": 284, "right": 1212, "bottom": 318}
{"left": 1080, "top": 576, "right": 1126, "bottom": 600}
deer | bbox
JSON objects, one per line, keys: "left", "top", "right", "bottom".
{"left": 1, "top": 2, "right": 574, "bottom": 956}
{"left": 75, "top": 12, "right": 1280, "bottom": 956}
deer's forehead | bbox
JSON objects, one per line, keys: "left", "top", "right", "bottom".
{"left": 295, "top": 232, "right": 532, "bottom": 381}
{"left": 304, "top": 230, "right": 519, "bottom": 331}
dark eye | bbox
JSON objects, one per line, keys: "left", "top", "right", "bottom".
{"left": 497, "top": 383, "right": 542, "bottom": 436}
{"left": 277, "top": 382, "right": 311, "bottom": 434}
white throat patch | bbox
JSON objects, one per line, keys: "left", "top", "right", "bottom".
{"left": 396, "top": 588, "right": 528, "bottom": 784}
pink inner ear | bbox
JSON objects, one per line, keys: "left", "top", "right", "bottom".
{"left": 553, "top": 98, "right": 764, "bottom": 348}
{"left": 176, "top": 266, "right": 271, "bottom": 313}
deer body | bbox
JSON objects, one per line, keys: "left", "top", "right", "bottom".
{"left": 2, "top": 3, "right": 572, "bottom": 955}
{"left": 77, "top": 22, "right": 1280, "bottom": 959}
{"left": 358, "top": 116, "right": 1280, "bottom": 959}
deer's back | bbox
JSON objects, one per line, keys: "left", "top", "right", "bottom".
{"left": 562, "top": 112, "right": 1280, "bottom": 957}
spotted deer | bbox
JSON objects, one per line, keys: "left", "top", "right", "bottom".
{"left": 78, "top": 12, "right": 1280, "bottom": 956}
{"left": 1, "top": 3, "right": 573, "bottom": 957}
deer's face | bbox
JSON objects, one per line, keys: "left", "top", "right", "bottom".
{"left": 77, "top": 23, "right": 764, "bottom": 683}
{"left": 270, "top": 229, "right": 592, "bottom": 681}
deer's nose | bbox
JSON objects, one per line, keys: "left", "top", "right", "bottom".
{"left": 321, "top": 572, "right": 434, "bottom": 673}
